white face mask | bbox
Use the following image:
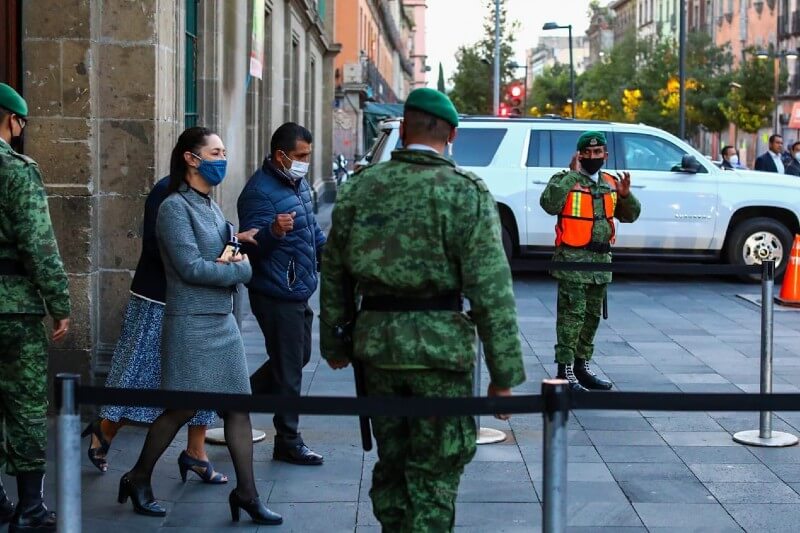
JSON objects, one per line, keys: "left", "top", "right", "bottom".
{"left": 729, "top": 154, "right": 739, "bottom": 165}
{"left": 794, "top": 152, "right": 800, "bottom": 162}
{"left": 280, "top": 151, "right": 310, "bottom": 179}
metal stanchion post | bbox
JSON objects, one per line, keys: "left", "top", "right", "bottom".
{"left": 542, "top": 379, "right": 569, "bottom": 533}
{"left": 474, "top": 341, "right": 507, "bottom": 445}
{"left": 733, "top": 260, "right": 798, "bottom": 447}
{"left": 55, "top": 373, "right": 81, "bottom": 533}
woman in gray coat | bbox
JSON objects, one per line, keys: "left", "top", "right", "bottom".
{"left": 117, "top": 127, "right": 282, "bottom": 526}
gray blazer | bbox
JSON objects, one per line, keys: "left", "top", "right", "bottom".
{"left": 156, "top": 185, "right": 252, "bottom": 315}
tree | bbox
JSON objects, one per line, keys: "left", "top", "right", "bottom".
{"left": 529, "top": 63, "right": 573, "bottom": 117}
{"left": 437, "top": 63, "right": 446, "bottom": 93}
{"left": 721, "top": 52, "right": 779, "bottom": 134}
{"left": 449, "top": 0, "right": 519, "bottom": 114}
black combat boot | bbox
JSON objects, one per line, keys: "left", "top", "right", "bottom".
{"left": 10, "top": 472, "right": 56, "bottom": 533}
{"left": 573, "top": 358, "right": 613, "bottom": 390}
{"left": 0, "top": 477, "right": 14, "bottom": 524}
{"left": 556, "top": 363, "right": 589, "bottom": 392}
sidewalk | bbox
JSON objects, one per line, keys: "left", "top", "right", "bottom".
{"left": 7, "top": 215, "right": 800, "bottom": 530}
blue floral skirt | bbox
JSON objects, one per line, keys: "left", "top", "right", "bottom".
{"left": 99, "top": 294, "right": 215, "bottom": 426}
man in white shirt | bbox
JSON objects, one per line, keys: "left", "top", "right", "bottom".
{"left": 755, "top": 134, "right": 787, "bottom": 174}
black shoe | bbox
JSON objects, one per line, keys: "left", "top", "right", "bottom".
{"left": 117, "top": 473, "right": 166, "bottom": 517}
{"left": 273, "top": 443, "right": 324, "bottom": 466}
{"left": 9, "top": 472, "right": 55, "bottom": 533}
{"left": 556, "top": 363, "right": 589, "bottom": 392}
{"left": 573, "top": 358, "right": 613, "bottom": 390}
{"left": 81, "top": 419, "right": 110, "bottom": 473}
{"left": 0, "top": 495, "right": 14, "bottom": 524}
{"left": 229, "top": 490, "right": 282, "bottom": 525}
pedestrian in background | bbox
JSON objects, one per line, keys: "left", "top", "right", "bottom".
{"left": 237, "top": 122, "right": 326, "bottom": 466}
{"left": 118, "top": 127, "right": 281, "bottom": 526}
{"left": 754, "top": 134, "right": 787, "bottom": 174}
{"left": 81, "top": 174, "right": 225, "bottom": 484}
{"left": 319, "top": 88, "right": 525, "bottom": 532}
{"left": 540, "top": 131, "right": 640, "bottom": 392}
{"left": 0, "top": 83, "right": 69, "bottom": 533}
{"left": 721, "top": 145, "right": 745, "bottom": 170}
{"left": 786, "top": 142, "right": 800, "bottom": 176}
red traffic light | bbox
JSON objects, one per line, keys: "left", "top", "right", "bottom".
{"left": 510, "top": 85, "right": 522, "bottom": 98}
{"left": 499, "top": 103, "right": 509, "bottom": 117}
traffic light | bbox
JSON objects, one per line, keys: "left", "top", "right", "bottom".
{"left": 499, "top": 102, "right": 509, "bottom": 117}
{"left": 507, "top": 83, "right": 524, "bottom": 117}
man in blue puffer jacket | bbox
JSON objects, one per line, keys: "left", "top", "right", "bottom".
{"left": 237, "top": 122, "right": 326, "bottom": 465}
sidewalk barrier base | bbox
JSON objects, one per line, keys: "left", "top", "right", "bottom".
{"left": 476, "top": 427, "right": 507, "bottom": 445}
{"left": 205, "top": 428, "right": 267, "bottom": 445}
{"left": 733, "top": 429, "right": 798, "bottom": 447}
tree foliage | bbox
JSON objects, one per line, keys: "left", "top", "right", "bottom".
{"left": 448, "top": 0, "right": 519, "bottom": 115}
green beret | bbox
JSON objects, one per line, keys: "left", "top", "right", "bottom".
{"left": 0, "top": 83, "right": 28, "bottom": 117}
{"left": 577, "top": 130, "right": 606, "bottom": 151}
{"left": 405, "top": 88, "right": 459, "bottom": 127}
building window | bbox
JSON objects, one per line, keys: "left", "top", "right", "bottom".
{"left": 292, "top": 37, "right": 300, "bottom": 122}
{"left": 185, "top": 0, "right": 199, "bottom": 128}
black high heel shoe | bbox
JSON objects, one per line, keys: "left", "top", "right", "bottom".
{"left": 118, "top": 473, "right": 166, "bottom": 517}
{"left": 228, "top": 490, "right": 282, "bottom": 525}
{"left": 178, "top": 450, "right": 228, "bottom": 484}
{"left": 81, "top": 419, "right": 110, "bottom": 473}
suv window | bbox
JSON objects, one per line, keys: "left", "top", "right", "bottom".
{"left": 549, "top": 130, "right": 614, "bottom": 169}
{"left": 618, "top": 132, "right": 707, "bottom": 173}
{"left": 526, "top": 130, "right": 550, "bottom": 167}
{"left": 364, "top": 129, "right": 392, "bottom": 163}
{"left": 452, "top": 128, "right": 507, "bottom": 167}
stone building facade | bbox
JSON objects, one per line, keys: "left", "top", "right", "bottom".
{"left": 3, "top": 0, "right": 337, "bottom": 382}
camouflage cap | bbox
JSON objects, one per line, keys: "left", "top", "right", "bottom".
{"left": 577, "top": 130, "right": 606, "bottom": 151}
{"left": 404, "top": 88, "right": 459, "bottom": 127}
{"left": 0, "top": 83, "right": 28, "bottom": 117}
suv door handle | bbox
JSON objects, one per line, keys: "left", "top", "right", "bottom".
{"left": 531, "top": 180, "right": 548, "bottom": 185}
{"left": 630, "top": 184, "right": 646, "bottom": 189}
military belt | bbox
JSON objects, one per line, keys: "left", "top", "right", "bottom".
{"left": 562, "top": 242, "right": 611, "bottom": 253}
{"left": 360, "top": 293, "right": 463, "bottom": 312}
{"left": 0, "top": 258, "right": 25, "bottom": 276}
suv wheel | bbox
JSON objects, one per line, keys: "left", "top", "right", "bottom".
{"left": 726, "top": 217, "right": 793, "bottom": 281}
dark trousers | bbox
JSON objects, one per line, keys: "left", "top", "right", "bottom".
{"left": 248, "top": 291, "right": 313, "bottom": 446}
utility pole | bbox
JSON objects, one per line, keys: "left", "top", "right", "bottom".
{"left": 678, "top": 0, "right": 687, "bottom": 139}
{"left": 493, "top": 0, "right": 500, "bottom": 116}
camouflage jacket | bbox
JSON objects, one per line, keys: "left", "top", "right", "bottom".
{"left": 320, "top": 149, "right": 525, "bottom": 389}
{"left": 540, "top": 170, "right": 641, "bottom": 284}
{"left": 0, "top": 139, "right": 70, "bottom": 318}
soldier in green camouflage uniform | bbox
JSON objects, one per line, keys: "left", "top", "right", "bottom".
{"left": 540, "top": 131, "right": 640, "bottom": 392}
{"left": 0, "top": 83, "right": 70, "bottom": 532}
{"left": 320, "top": 88, "right": 525, "bottom": 532}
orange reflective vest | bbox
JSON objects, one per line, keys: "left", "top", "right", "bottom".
{"left": 555, "top": 173, "right": 618, "bottom": 248}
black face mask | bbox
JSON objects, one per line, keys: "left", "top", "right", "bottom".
{"left": 580, "top": 157, "right": 604, "bottom": 176}
{"left": 8, "top": 116, "right": 24, "bottom": 152}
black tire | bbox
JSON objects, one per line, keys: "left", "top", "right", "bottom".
{"left": 726, "top": 217, "right": 793, "bottom": 281}
{"left": 502, "top": 225, "right": 514, "bottom": 264}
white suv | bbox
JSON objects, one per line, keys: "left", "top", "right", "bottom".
{"left": 359, "top": 117, "right": 800, "bottom": 279}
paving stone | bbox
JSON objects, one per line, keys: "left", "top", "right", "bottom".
{"left": 268, "top": 480, "right": 359, "bottom": 503}
{"left": 595, "top": 445, "right": 681, "bottom": 463}
{"left": 574, "top": 415, "right": 653, "bottom": 431}
{"left": 659, "top": 431, "right": 737, "bottom": 447}
{"left": 457, "top": 479, "right": 537, "bottom": 502}
{"left": 705, "top": 482, "right": 800, "bottom": 503}
{"left": 672, "top": 446, "right": 759, "bottom": 465}
{"left": 619, "top": 480, "right": 715, "bottom": 503}
{"left": 725, "top": 503, "right": 800, "bottom": 532}
{"left": 633, "top": 502, "right": 743, "bottom": 529}
{"left": 462, "top": 460, "right": 532, "bottom": 482}
{"left": 587, "top": 430, "right": 665, "bottom": 446}
{"left": 607, "top": 462, "right": 697, "bottom": 482}
{"left": 646, "top": 415, "right": 725, "bottom": 432}
{"left": 689, "top": 463, "right": 781, "bottom": 483}
{"left": 454, "top": 502, "right": 541, "bottom": 528}
{"left": 566, "top": 501, "right": 643, "bottom": 527}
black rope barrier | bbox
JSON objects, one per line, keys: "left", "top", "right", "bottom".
{"left": 510, "top": 259, "right": 761, "bottom": 276}
{"left": 77, "top": 386, "right": 800, "bottom": 417}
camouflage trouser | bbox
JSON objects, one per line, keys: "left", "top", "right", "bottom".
{"left": 0, "top": 315, "right": 49, "bottom": 474}
{"left": 365, "top": 367, "right": 476, "bottom": 533}
{"left": 554, "top": 281, "right": 607, "bottom": 364}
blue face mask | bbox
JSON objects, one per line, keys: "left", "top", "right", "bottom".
{"left": 191, "top": 153, "right": 227, "bottom": 186}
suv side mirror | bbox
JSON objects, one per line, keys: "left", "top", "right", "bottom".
{"left": 678, "top": 154, "right": 701, "bottom": 173}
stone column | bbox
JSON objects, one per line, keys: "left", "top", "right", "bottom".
{"left": 23, "top": 0, "right": 181, "bottom": 384}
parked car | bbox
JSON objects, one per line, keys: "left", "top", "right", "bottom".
{"left": 360, "top": 116, "right": 800, "bottom": 280}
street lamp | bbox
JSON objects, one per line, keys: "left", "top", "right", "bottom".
{"left": 542, "top": 21, "right": 576, "bottom": 118}
{"left": 508, "top": 61, "right": 529, "bottom": 116}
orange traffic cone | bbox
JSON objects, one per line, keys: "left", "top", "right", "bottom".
{"left": 776, "top": 234, "right": 800, "bottom": 307}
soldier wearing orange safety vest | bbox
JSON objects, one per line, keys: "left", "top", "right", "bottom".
{"left": 540, "top": 131, "right": 640, "bottom": 392}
